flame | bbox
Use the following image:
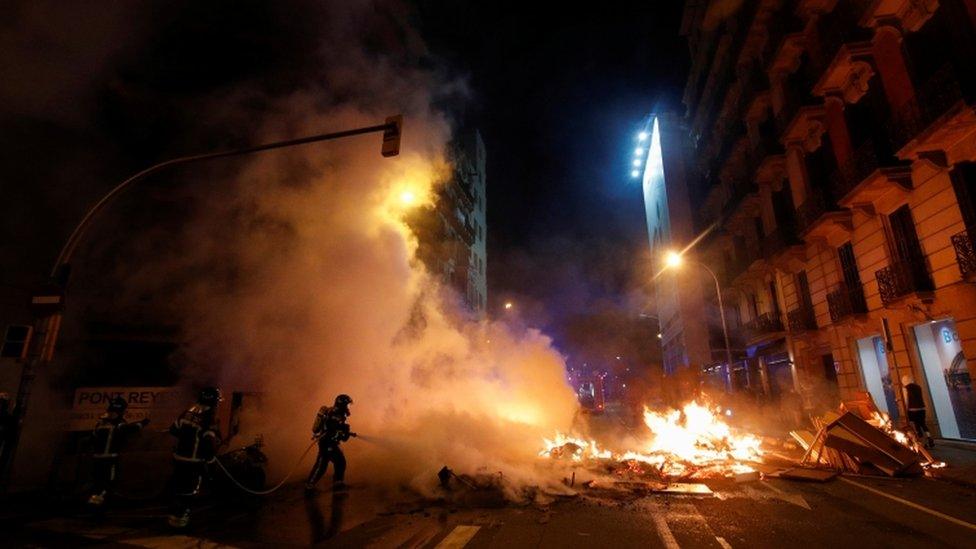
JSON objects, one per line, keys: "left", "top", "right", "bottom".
{"left": 869, "top": 411, "right": 946, "bottom": 469}
{"left": 540, "top": 401, "right": 763, "bottom": 478}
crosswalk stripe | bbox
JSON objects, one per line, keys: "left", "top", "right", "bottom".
{"left": 434, "top": 525, "right": 481, "bottom": 549}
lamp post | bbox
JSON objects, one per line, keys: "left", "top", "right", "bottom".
{"left": 2, "top": 116, "right": 403, "bottom": 488}
{"left": 664, "top": 251, "right": 734, "bottom": 392}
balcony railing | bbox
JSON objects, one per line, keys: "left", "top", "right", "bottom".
{"left": 746, "top": 312, "right": 785, "bottom": 339}
{"left": 829, "top": 138, "right": 885, "bottom": 200}
{"left": 762, "top": 225, "right": 801, "bottom": 259}
{"left": 876, "top": 258, "right": 934, "bottom": 305}
{"left": 787, "top": 305, "right": 818, "bottom": 332}
{"left": 796, "top": 188, "right": 840, "bottom": 234}
{"left": 888, "top": 64, "right": 964, "bottom": 149}
{"left": 951, "top": 230, "right": 976, "bottom": 278}
{"left": 827, "top": 282, "right": 868, "bottom": 323}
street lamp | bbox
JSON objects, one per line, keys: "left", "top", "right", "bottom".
{"left": 504, "top": 301, "right": 513, "bottom": 310}
{"left": 662, "top": 250, "right": 734, "bottom": 392}
{"left": 2, "top": 116, "right": 403, "bottom": 487}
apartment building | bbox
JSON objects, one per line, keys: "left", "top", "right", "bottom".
{"left": 681, "top": 0, "right": 976, "bottom": 440}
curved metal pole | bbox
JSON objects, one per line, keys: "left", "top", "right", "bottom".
{"left": 689, "top": 260, "right": 735, "bottom": 393}
{"left": 52, "top": 122, "right": 394, "bottom": 278}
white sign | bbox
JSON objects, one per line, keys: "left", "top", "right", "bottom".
{"left": 66, "top": 386, "right": 184, "bottom": 431}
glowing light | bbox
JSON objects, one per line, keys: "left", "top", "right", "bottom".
{"left": 632, "top": 159, "right": 641, "bottom": 167}
{"left": 504, "top": 302, "right": 513, "bottom": 310}
{"left": 399, "top": 190, "right": 416, "bottom": 205}
{"left": 540, "top": 401, "right": 764, "bottom": 478}
{"left": 634, "top": 147, "right": 644, "bottom": 156}
{"left": 631, "top": 170, "right": 640, "bottom": 178}
{"left": 637, "top": 131, "right": 648, "bottom": 141}
{"left": 657, "top": 333, "right": 662, "bottom": 339}
{"left": 665, "top": 250, "right": 683, "bottom": 268}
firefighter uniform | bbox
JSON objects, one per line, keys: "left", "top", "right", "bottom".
{"left": 168, "top": 387, "right": 222, "bottom": 528}
{"left": 305, "top": 394, "right": 354, "bottom": 491}
{"left": 88, "top": 397, "right": 148, "bottom": 507}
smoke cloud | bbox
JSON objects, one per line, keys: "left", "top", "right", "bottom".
{"left": 114, "top": 1, "right": 582, "bottom": 497}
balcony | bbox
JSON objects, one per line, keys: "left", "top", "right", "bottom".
{"left": 762, "top": 225, "right": 802, "bottom": 257}
{"left": 787, "top": 305, "right": 818, "bottom": 333}
{"left": 827, "top": 282, "right": 868, "bottom": 323}
{"left": 951, "top": 230, "right": 976, "bottom": 280}
{"left": 833, "top": 139, "right": 912, "bottom": 210}
{"left": 888, "top": 64, "right": 965, "bottom": 152}
{"left": 746, "top": 312, "right": 785, "bottom": 340}
{"left": 876, "top": 258, "right": 934, "bottom": 305}
{"left": 796, "top": 187, "right": 852, "bottom": 244}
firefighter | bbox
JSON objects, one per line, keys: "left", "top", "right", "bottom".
{"left": 167, "top": 386, "right": 222, "bottom": 528}
{"left": 305, "top": 394, "right": 356, "bottom": 493}
{"left": 87, "top": 396, "right": 150, "bottom": 507}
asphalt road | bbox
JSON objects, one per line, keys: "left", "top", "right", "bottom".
{"left": 9, "top": 470, "right": 976, "bottom": 548}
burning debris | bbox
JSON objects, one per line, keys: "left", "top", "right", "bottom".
{"left": 540, "top": 401, "right": 764, "bottom": 480}
{"left": 792, "top": 410, "right": 945, "bottom": 477}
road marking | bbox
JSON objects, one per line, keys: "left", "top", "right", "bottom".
{"left": 839, "top": 477, "right": 976, "bottom": 532}
{"left": 715, "top": 536, "right": 733, "bottom": 549}
{"left": 645, "top": 501, "right": 681, "bottom": 549}
{"left": 757, "top": 481, "right": 811, "bottom": 510}
{"left": 434, "top": 525, "right": 480, "bottom": 549}
{"left": 125, "top": 535, "right": 236, "bottom": 548}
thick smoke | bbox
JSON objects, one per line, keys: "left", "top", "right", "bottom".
{"left": 136, "top": 3, "right": 582, "bottom": 496}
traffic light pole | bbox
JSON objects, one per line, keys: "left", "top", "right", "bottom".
{"left": 1, "top": 116, "right": 402, "bottom": 490}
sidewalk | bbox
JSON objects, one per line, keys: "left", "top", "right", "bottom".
{"left": 928, "top": 439, "right": 976, "bottom": 489}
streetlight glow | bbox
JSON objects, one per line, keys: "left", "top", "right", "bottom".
{"left": 634, "top": 147, "right": 643, "bottom": 155}
{"left": 504, "top": 301, "right": 513, "bottom": 310}
{"left": 664, "top": 250, "right": 683, "bottom": 268}
{"left": 632, "top": 159, "right": 641, "bottom": 167}
{"left": 637, "top": 131, "right": 648, "bottom": 141}
{"left": 631, "top": 170, "right": 640, "bottom": 178}
{"left": 399, "top": 190, "right": 416, "bottom": 205}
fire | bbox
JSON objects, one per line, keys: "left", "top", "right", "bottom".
{"left": 869, "top": 411, "right": 946, "bottom": 469}
{"left": 540, "top": 401, "right": 764, "bottom": 478}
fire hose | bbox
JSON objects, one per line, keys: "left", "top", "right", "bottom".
{"left": 214, "top": 439, "right": 318, "bottom": 496}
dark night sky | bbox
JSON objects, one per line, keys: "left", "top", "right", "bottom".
{"left": 0, "top": 1, "right": 688, "bottom": 340}
{"left": 413, "top": 2, "right": 688, "bottom": 328}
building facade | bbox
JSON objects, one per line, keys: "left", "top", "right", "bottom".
{"left": 641, "top": 114, "right": 720, "bottom": 380}
{"left": 413, "top": 130, "right": 488, "bottom": 315}
{"left": 677, "top": 0, "right": 976, "bottom": 440}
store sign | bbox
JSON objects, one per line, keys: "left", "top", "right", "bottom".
{"left": 941, "top": 327, "right": 960, "bottom": 344}
{"left": 66, "top": 386, "right": 183, "bottom": 431}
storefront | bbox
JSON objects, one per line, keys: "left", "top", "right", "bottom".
{"left": 854, "top": 335, "right": 899, "bottom": 421}
{"left": 912, "top": 319, "right": 976, "bottom": 441}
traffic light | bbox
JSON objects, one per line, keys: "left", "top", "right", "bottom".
{"left": 382, "top": 115, "right": 402, "bottom": 157}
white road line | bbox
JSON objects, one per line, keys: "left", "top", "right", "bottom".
{"left": 715, "top": 536, "right": 733, "bottom": 549}
{"left": 645, "top": 501, "right": 681, "bottom": 549}
{"left": 839, "top": 477, "right": 976, "bottom": 532}
{"left": 757, "top": 481, "right": 811, "bottom": 510}
{"left": 434, "top": 525, "right": 481, "bottom": 549}
{"left": 125, "top": 535, "right": 237, "bottom": 548}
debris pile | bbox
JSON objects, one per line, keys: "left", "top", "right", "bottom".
{"left": 791, "top": 407, "right": 944, "bottom": 477}
{"left": 540, "top": 401, "right": 764, "bottom": 481}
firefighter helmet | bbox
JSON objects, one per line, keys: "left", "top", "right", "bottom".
{"left": 334, "top": 394, "right": 353, "bottom": 407}
{"left": 107, "top": 396, "right": 128, "bottom": 413}
{"left": 198, "top": 386, "right": 222, "bottom": 406}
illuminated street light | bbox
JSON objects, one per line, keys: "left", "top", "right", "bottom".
{"left": 631, "top": 170, "right": 640, "bottom": 178}
{"left": 637, "top": 131, "right": 648, "bottom": 141}
{"left": 634, "top": 148, "right": 644, "bottom": 156}
{"left": 504, "top": 301, "right": 513, "bottom": 310}
{"left": 632, "top": 159, "right": 641, "bottom": 167}
{"left": 665, "top": 250, "right": 683, "bottom": 268}
{"left": 662, "top": 249, "right": 734, "bottom": 393}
